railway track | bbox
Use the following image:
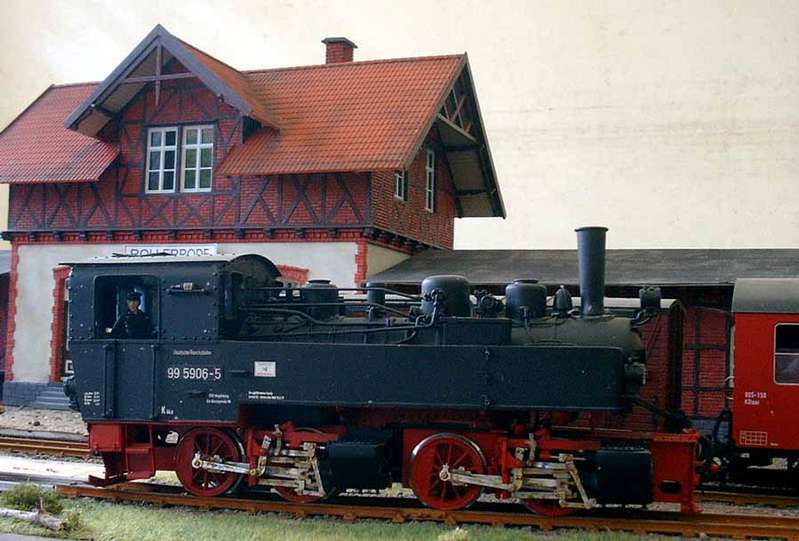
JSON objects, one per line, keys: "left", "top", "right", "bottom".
{"left": 700, "top": 489, "right": 799, "bottom": 508}
{"left": 0, "top": 435, "right": 89, "bottom": 458}
{"left": 56, "top": 483, "right": 799, "bottom": 539}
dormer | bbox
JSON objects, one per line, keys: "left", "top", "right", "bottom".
{"left": 64, "top": 24, "right": 279, "bottom": 138}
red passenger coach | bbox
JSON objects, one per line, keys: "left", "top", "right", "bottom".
{"left": 730, "top": 279, "right": 799, "bottom": 463}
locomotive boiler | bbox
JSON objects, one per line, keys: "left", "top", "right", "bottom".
{"left": 64, "top": 227, "right": 699, "bottom": 514}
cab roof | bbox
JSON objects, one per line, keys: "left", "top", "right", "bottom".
{"left": 62, "top": 254, "right": 243, "bottom": 265}
{"left": 61, "top": 253, "right": 280, "bottom": 276}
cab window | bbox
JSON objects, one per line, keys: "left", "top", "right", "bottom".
{"left": 774, "top": 324, "right": 799, "bottom": 384}
{"left": 94, "top": 275, "right": 158, "bottom": 339}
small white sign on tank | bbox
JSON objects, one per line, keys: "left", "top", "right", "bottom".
{"left": 123, "top": 244, "right": 219, "bottom": 257}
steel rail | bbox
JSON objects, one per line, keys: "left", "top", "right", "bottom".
{"left": 699, "top": 489, "right": 799, "bottom": 508}
{"left": 0, "top": 436, "right": 89, "bottom": 458}
{"left": 55, "top": 483, "right": 799, "bottom": 540}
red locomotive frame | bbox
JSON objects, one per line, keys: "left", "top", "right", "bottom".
{"left": 88, "top": 418, "right": 701, "bottom": 514}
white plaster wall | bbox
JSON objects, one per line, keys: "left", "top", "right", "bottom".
{"left": 12, "top": 241, "right": 358, "bottom": 383}
{"left": 13, "top": 244, "right": 113, "bottom": 382}
{"left": 365, "top": 243, "right": 410, "bottom": 279}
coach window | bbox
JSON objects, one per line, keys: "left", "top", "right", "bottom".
{"left": 774, "top": 324, "right": 799, "bottom": 384}
{"left": 94, "top": 276, "right": 159, "bottom": 339}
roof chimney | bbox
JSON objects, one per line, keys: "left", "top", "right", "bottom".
{"left": 322, "top": 37, "right": 357, "bottom": 64}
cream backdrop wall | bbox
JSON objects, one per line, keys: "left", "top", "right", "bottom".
{"left": 0, "top": 0, "right": 796, "bottom": 250}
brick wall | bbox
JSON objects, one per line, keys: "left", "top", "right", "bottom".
{"left": 324, "top": 41, "right": 355, "bottom": 64}
{"left": 3, "top": 246, "right": 19, "bottom": 381}
{"left": 593, "top": 302, "right": 731, "bottom": 433}
{"left": 681, "top": 306, "right": 731, "bottom": 421}
{"left": 48, "top": 266, "right": 70, "bottom": 382}
{"left": 0, "top": 273, "right": 8, "bottom": 376}
{"left": 597, "top": 303, "right": 731, "bottom": 432}
{"left": 371, "top": 127, "right": 457, "bottom": 249}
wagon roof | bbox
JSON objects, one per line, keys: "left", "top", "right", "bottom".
{"left": 732, "top": 278, "right": 799, "bottom": 314}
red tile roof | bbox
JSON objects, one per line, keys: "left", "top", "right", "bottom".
{"left": 0, "top": 54, "right": 464, "bottom": 183}
{"left": 217, "top": 55, "right": 465, "bottom": 176}
{"left": 176, "top": 38, "right": 281, "bottom": 129}
{"left": 0, "top": 84, "right": 118, "bottom": 184}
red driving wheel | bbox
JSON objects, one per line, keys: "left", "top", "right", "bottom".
{"left": 522, "top": 499, "right": 577, "bottom": 516}
{"left": 410, "top": 433, "right": 486, "bottom": 510}
{"left": 175, "top": 428, "right": 243, "bottom": 497}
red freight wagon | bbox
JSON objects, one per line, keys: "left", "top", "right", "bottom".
{"left": 730, "top": 279, "right": 799, "bottom": 471}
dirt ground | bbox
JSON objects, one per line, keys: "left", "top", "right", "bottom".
{"left": 0, "top": 407, "right": 87, "bottom": 436}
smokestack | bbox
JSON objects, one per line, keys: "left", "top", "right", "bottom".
{"left": 575, "top": 226, "right": 608, "bottom": 317}
{"left": 322, "top": 37, "right": 357, "bottom": 64}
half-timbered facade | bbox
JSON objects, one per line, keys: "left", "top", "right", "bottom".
{"left": 0, "top": 25, "right": 504, "bottom": 404}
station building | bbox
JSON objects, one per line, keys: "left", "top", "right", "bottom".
{"left": 0, "top": 25, "right": 504, "bottom": 404}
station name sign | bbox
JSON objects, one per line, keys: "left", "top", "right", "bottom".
{"left": 123, "top": 244, "right": 218, "bottom": 257}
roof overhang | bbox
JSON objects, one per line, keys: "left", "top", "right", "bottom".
{"left": 64, "top": 24, "right": 278, "bottom": 137}
{"left": 422, "top": 58, "right": 505, "bottom": 218}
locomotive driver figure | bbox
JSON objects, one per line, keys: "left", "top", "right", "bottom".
{"left": 110, "top": 291, "right": 152, "bottom": 339}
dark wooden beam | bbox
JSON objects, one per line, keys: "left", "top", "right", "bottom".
{"left": 154, "top": 44, "right": 162, "bottom": 105}
{"left": 444, "top": 144, "right": 481, "bottom": 152}
{"left": 120, "top": 72, "right": 196, "bottom": 84}
{"left": 436, "top": 114, "right": 478, "bottom": 145}
{"left": 90, "top": 103, "right": 116, "bottom": 118}
{"left": 450, "top": 93, "right": 467, "bottom": 124}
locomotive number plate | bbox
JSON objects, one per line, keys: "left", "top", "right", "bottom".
{"left": 254, "top": 361, "right": 276, "bottom": 378}
{"left": 166, "top": 366, "right": 222, "bottom": 381}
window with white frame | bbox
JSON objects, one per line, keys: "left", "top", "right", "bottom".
{"left": 424, "top": 149, "right": 436, "bottom": 212}
{"left": 145, "top": 127, "right": 178, "bottom": 193}
{"left": 182, "top": 125, "right": 214, "bottom": 192}
{"left": 394, "top": 170, "right": 407, "bottom": 201}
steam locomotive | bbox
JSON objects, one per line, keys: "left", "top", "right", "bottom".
{"left": 64, "top": 227, "right": 699, "bottom": 514}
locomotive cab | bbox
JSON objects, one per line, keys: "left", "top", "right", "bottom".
{"left": 64, "top": 254, "right": 281, "bottom": 418}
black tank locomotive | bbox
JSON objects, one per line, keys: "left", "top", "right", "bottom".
{"left": 64, "top": 227, "right": 700, "bottom": 513}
